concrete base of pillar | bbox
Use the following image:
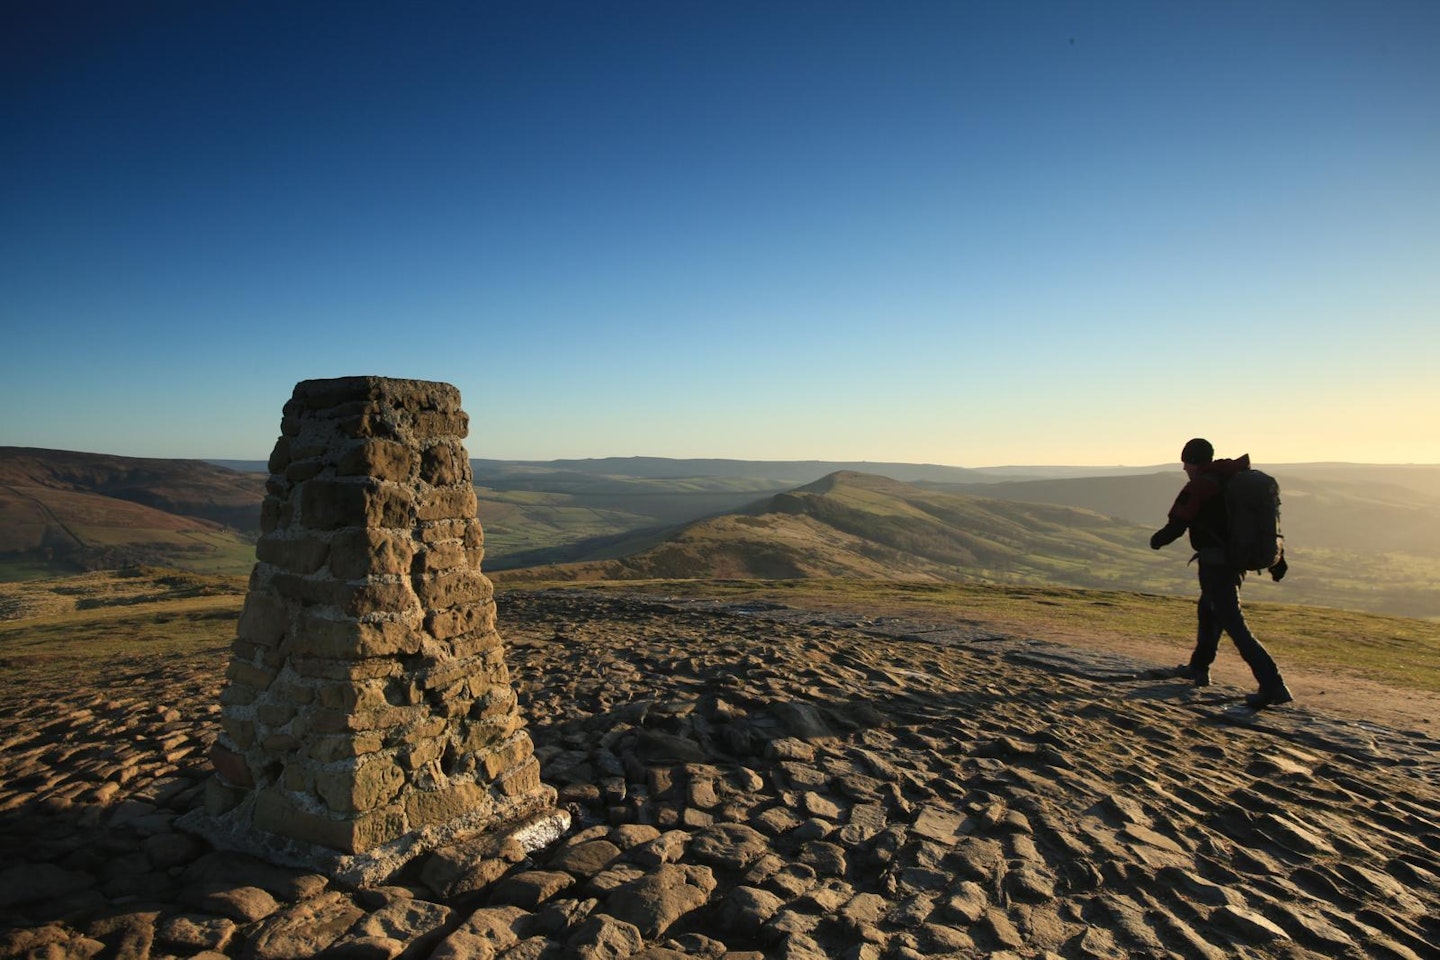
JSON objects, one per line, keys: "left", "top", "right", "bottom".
{"left": 177, "top": 784, "right": 570, "bottom": 888}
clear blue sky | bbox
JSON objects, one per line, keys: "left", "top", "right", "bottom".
{"left": 4, "top": 1, "right": 1437, "bottom": 466}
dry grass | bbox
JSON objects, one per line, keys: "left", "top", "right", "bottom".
{"left": 5, "top": 568, "right": 1439, "bottom": 712}
{"left": 494, "top": 575, "right": 1440, "bottom": 695}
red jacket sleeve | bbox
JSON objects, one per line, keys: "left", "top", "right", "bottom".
{"left": 1168, "top": 474, "right": 1221, "bottom": 522}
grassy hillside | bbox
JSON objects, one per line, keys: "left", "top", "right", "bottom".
{"left": 474, "top": 466, "right": 794, "bottom": 560}
{"left": 5, "top": 569, "right": 1438, "bottom": 703}
{"left": 502, "top": 470, "right": 1440, "bottom": 619}
{"left": 931, "top": 465, "right": 1440, "bottom": 558}
{"left": 0, "top": 447, "right": 261, "bottom": 580}
{"left": 7, "top": 449, "right": 1439, "bottom": 619}
{"left": 503, "top": 471, "right": 1189, "bottom": 591}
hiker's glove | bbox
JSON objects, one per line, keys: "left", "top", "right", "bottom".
{"left": 1150, "top": 520, "right": 1183, "bottom": 549}
{"left": 1269, "top": 556, "right": 1288, "bottom": 582}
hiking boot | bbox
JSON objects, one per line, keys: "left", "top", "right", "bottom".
{"left": 1245, "top": 679, "right": 1294, "bottom": 709}
{"left": 1169, "top": 664, "right": 1210, "bottom": 687}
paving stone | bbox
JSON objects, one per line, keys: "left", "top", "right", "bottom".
{"left": 7, "top": 587, "right": 1440, "bottom": 960}
{"left": 604, "top": 863, "right": 717, "bottom": 939}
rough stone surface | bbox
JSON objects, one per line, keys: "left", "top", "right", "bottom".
{"left": 5, "top": 589, "right": 1440, "bottom": 959}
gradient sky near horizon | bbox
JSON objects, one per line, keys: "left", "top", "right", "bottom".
{"left": 4, "top": 1, "right": 1438, "bottom": 467}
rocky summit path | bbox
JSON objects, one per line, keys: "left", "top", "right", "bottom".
{"left": 3, "top": 589, "right": 1439, "bottom": 960}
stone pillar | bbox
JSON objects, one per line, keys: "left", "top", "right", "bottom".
{"left": 192, "top": 377, "right": 565, "bottom": 883}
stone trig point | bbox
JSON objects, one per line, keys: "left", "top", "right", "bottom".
{"left": 187, "top": 376, "right": 566, "bottom": 884}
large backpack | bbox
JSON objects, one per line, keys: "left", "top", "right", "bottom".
{"left": 1225, "top": 469, "right": 1284, "bottom": 572}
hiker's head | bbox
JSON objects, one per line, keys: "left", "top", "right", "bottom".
{"left": 1180, "top": 438, "right": 1214, "bottom": 467}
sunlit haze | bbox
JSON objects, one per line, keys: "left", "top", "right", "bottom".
{"left": 3, "top": 2, "right": 1437, "bottom": 467}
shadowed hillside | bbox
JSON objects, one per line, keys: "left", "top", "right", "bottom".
{"left": 0, "top": 447, "right": 261, "bottom": 578}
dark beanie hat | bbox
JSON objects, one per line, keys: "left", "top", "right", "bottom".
{"left": 1181, "top": 438, "right": 1214, "bottom": 465}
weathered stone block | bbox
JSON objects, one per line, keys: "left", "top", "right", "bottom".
{"left": 293, "top": 376, "right": 461, "bottom": 414}
{"left": 416, "top": 519, "right": 470, "bottom": 543}
{"left": 254, "top": 787, "right": 406, "bottom": 854}
{"left": 413, "top": 569, "right": 491, "bottom": 610}
{"left": 339, "top": 439, "right": 418, "bottom": 482}
{"left": 315, "top": 679, "right": 384, "bottom": 712}
{"left": 285, "top": 459, "right": 325, "bottom": 483}
{"left": 496, "top": 758, "right": 542, "bottom": 798}
{"left": 401, "top": 736, "right": 447, "bottom": 771}
{"left": 301, "top": 479, "right": 413, "bottom": 531}
{"left": 419, "top": 442, "right": 471, "bottom": 486}
{"left": 271, "top": 573, "right": 348, "bottom": 607}
{"left": 225, "top": 659, "right": 277, "bottom": 692}
{"left": 329, "top": 529, "right": 417, "bottom": 579}
{"left": 255, "top": 534, "right": 330, "bottom": 574}
{"left": 210, "top": 743, "right": 254, "bottom": 788}
{"left": 261, "top": 731, "right": 301, "bottom": 752}
{"left": 413, "top": 540, "right": 467, "bottom": 575}
{"left": 290, "top": 656, "right": 402, "bottom": 682}
{"left": 316, "top": 758, "right": 406, "bottom": 815}
{"left": 450, "top": 628, "right": 505, "bottom": 660}
{"left": 206, "top": 778, "right": 246, "bottom": 816}
{"left": 293, "top": 612, "right": 424, "bottom": 660}
{"left": 426, "top": 601, "right": 497, "bottom": 642}
{"left": 305, "top": 733, "right": 385, "bottom": 764}
{"left": 307, "top": 702, "right": 428, "bottom": 735}
{"left": 479, "top": 734, "right": 534, "bottom": 780}
{"left": 260, "top": 497, "right": 282, "bottom": 533}
{"left": 460, "top": 716, "right": 524, "bottom": 755}
{"left": 282, "top": 762, "right": 311, "bottom": 793}
{"left": 255, "top": 703, "right": 297, "bottom": 728}
{"left": 411, "top": 410, "right": 469, "bottom": 439}
{"left": 463, "top": 520, "right": 484, "bottom": 564}
{"left": 268, "top": 436, "right": 293, "bottom": 474}
{"left": 405, "top": 781, "right": 491, "bottom": 830}
{"left": 221, "top": 717, "right": 255, "bottom": 751}
{"left": 342, "top": 580, "right": 420, "bottom": 618}
{"left": 220, "top": 683, "right": 256, "bottom": 707}
{"left": 470, "top": 685, "right": 517, "bottom": 719}
{"left": 335, "top": 410, "right": 403, "bottom": 442}
{"left": 415, "top": 484, "right": 478, "bottom": 523}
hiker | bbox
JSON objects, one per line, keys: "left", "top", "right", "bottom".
{"left": 1150, "top": 438, "right": 1294, "bottom": 708}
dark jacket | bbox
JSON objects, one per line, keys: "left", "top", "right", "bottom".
{"left": 1150, "top": 454, "right": 1251, "bottom": 558}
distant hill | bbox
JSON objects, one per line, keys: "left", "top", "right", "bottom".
{"left": 471, "top": 456, "right": 995, "bottom": 485}
{"left": 503, "top": 471, "right": 1190, "bottom": 592}
{"left": 9, "top": 449, "right": 1440, "bottom": 617}
{"left": 499, "top": 469, "right": 1440, "bottom": 619}
{"left": 0, "top": 447, "right": 262, "bottom": 578}
{"left": 930, "top": 464, "right": 1440, "bottom": 559}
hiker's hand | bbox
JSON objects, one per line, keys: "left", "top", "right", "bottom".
{"left": 1149, "top": 530, "right": 1166, "bottom": 549}
{"left": 1270, "top": 557, "right": 1288, "bottom": 582}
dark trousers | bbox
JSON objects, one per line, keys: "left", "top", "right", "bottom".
{"left": 1190, "top": 563, "right": 1282, "bottom": 687}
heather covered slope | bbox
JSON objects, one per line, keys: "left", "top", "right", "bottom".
{"left": 0, "top": 448, "right": 262, "bottom": 577}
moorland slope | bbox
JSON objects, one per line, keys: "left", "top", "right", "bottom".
{"left": 0, "top": 447, "right": 262, "bottom": 577}
{"left": 8, "top": 448, "right": 1440, "bottom": 619}
{"left": 497, "top": 471, "right": 1440, "bottom": 618}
